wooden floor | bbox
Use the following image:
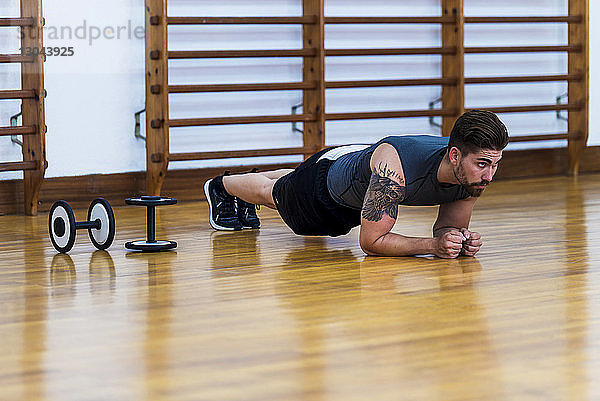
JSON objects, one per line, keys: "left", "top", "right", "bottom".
{"left": 1, "top": 174, "right": 600, "bottom": 401}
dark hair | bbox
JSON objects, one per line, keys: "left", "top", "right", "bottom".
{"left": 448, "top": 110, "right": 509, "bottom": 154}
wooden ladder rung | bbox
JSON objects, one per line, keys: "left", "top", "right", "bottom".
{"left": 169, "top": 82, "right": 316, "bottom": 93}
{"left": 0, "top": 90, "right": 36, "bottom": 100}
{"left": 168, "top": 49, "right": 316, "bottom": 59}
{"left": 467, "top": 104, "right": 582, "bottom": 114}
{"left": 167, "top": 16, "right": 317, "bottom": 25}
{"left": 0, "top": 126, "right": 37, "bottom": 136}
{"left": 325, "top": 17, "right": 456, "bottom": 24}
{"left": 326, "top": 78, "right": 457, "bottom": 88}
{"left": 169, "top": 114, "right": 316, "bottom": 127}
{"left": 509, "top": 132, "right": 581, "bottom": 142}
{"left": 465, "top": 74, "right": 582, "bottom": 84}
{"left": 326, "top": 47, "right": 456, "bottom": 56}
{"left": 168, "top": 146, "right": 318, "bottom": 161}
{"left": 465, "top": 16, "right": 582, "bottom": 24}
{"left": 325, "top": 109, "right": 455, "bottom": 121}
{"left": 0, "top": 54, "right": 35, "bottom": 63}
{"left": 0, "top": 17, "right": 34, "bottom": 27}
{"left": 0, "top": 161, "right": 37, "bottom": 172}
{"left": 465, "top": 45, "right": 581, "bottom": 54}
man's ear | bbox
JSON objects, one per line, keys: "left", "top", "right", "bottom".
{"left": 448, "top": 146, "right": 462, "bottom": 166}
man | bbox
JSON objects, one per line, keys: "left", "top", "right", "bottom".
{"left": 204, "top": 110, "right": 508, "bottom": 259}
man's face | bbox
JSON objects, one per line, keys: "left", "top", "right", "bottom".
{"left": 453, "top": 148, "right": 503, "bottom": 197}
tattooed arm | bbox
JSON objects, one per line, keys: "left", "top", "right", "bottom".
{"left": 359, "top": 143, "right": 471, "bottom": 258}
{"left": 359, "top": 143, "right": 438, "bottom": 256}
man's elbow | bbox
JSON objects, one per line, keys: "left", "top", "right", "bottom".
{"left": 359, "top": 235, "right": 382, "bottom": 256}
{"left": 360, "top": 243, "right": 379, "bottom": 256}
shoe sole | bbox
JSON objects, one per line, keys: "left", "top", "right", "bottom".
{"left": 204, "top": 179, "right": 241, "bottom": 231}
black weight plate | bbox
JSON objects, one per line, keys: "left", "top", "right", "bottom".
{"left": 87, "top": 198, "right": 116, "bottom": 250}
{"left": 49, "top": 201, "right": 77, "bottom": 253}
{"left": 125, "top": 196, "right": 177, "bottom": 207}
{"left": 125, "top": 240, "right": 177, "bottom": 252}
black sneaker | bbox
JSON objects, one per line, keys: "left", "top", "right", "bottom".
{"left": 204, "top": 175, "right": 243, "bottom": 231}
{"left": 234, "top": 168, "right": 260, "bottom": 229}
{"left": 237, "top": 198, "right": 261, "bottom": 229}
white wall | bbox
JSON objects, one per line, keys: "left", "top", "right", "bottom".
{"left": 0, "top": 0, "right": 597, "bottom": 180}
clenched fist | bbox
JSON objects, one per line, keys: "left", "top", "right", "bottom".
{"left": 459, "top": 228, "right": 482, "bottom": 257}
{"left": 433, "top": 230, "right": 465, "bottom": 259}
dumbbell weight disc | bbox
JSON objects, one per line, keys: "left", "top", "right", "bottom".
{"left": 87, "top": 198, "right": 116, "bottom": 250}
{"left": 49, "top": 201, "right": 77, "bottom": 253}
{"left": 125, "top": 240, "right": 177, "bottom": 252}
{"left": 125, "top": 195, "right": 177, "bottom": 206}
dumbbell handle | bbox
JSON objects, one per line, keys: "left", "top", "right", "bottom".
{"left": 147, "top": 206, "right": 156, "bottom": 243}
{"left": 76, "top": 219, "right": 101, "bottom": 230}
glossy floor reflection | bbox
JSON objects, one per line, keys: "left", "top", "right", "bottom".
{"left": 1, "top": 174, "right": 599, "bottom": 401}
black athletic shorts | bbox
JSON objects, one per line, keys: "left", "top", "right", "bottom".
{"left": 272, "top": 148, "right": 362, "bottom": 237}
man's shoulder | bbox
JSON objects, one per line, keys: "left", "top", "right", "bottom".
{"left": 379, "top": 134, "right": 449, "bottom": 145}
{"left": 374, "top": 135, "right": 449, "bottom": 155}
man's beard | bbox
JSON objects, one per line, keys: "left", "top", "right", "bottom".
{"left": 454, "top": 163, "right": 490, "bottom": 197}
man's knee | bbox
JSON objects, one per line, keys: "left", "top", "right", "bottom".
{"left": 259, "top": 180, "right": 276, "bottom": 209}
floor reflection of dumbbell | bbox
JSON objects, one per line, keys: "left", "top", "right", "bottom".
{"left": 49, "top": 198, "right": 116, "bottom": 253}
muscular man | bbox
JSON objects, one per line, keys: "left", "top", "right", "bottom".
{"left": 204, "top": 110, "right": 508, "bottom": 259}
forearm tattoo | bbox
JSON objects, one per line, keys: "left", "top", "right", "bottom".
{"left": 361, "top": 164, "right": 406, "bottom": 222}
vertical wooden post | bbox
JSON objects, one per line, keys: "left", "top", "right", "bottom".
{"left": 302, "top": 0, "right": 325, "bottom": 157}
{"left": 441, "top": 0, "right": 464, "bottom": 136}
{"left": 567, "top": 0, "right": 589, "bottom": 175}
{"left": 145, "top": 0, "right": 170, "bottom": 195}
{"left": 20, "top": 0, "right": 46, "bottom": 215}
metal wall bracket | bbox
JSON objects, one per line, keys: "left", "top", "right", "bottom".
{"left": 556, "top": 92, "right": 568, "bottom": 121}
{"left": 428, "top": 96, "right": 442, "bottom": 129}
{"left": 291, "top": 102, "right": 303, "bottom": 134}
{"left": 135, "top": 109, "right": 146, "bottom": 140}
{"left": 10, "top": 110, "right": 23, "bottom": 147}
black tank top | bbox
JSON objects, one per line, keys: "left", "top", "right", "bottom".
{"left": 326, "top": 135, "right": 471, "bottom": 210}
